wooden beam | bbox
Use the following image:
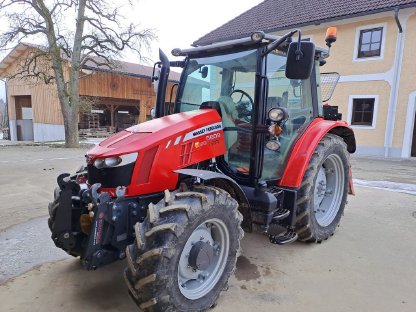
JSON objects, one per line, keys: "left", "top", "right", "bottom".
{"left": 110, "top": 105, "right": 115, "bottom": 128}
{"left": 139, "top": 100, "right": 147, "bottom": 123}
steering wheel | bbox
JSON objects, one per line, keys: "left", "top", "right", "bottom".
{"left": 230, "top": 89, "right": 254, "bottom": 122}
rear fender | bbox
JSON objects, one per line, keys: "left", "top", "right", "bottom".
{"left": 278, "top": 118, "right": 355, "bottom": 188}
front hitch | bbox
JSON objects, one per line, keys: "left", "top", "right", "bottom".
{"left": 50, "top": 174, "right": 159, "bottom": 270}
{"left": 51, "top": 173, "right": 82, "bottom": 255}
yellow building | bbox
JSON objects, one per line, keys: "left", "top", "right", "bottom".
{"left": 195, "top": 0, "right": 416, "bottom": 158}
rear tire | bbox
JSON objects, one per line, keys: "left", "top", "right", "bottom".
{"left": 295, "top": 134, "right": 350, "bottom": 242}
{"left": 124, "top": 185, "right": 243, "bottom": 312}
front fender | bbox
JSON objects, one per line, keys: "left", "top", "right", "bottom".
{"left": 175, "top": 168, "right": 252, "bottom": 231}
{"left": 278, "top": 118, "right": 355, "bottom": 188}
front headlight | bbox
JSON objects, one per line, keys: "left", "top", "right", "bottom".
{"left": 93, "top": 152, "right": 138, "bottom": 169}
{"left": 104, "top": 157, "right": 122, "bottom": 167}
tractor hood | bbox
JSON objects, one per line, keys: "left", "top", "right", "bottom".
{"left": 87, "top": 109, "right": 221, "bottom": 159}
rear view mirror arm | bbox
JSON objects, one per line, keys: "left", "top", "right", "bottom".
{"left": 261, "top": 30, "right": 298, "bottom": 56}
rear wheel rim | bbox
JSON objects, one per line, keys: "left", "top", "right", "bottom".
{"left": 313, "top": 154, "right": 345, "bottom": 227}
{"left": 178, "top": 218, "right": 230, "bottom": 300}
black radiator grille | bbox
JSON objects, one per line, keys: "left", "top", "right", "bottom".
{"left": 87, "top": 162, "right": 135, "bottom": 188}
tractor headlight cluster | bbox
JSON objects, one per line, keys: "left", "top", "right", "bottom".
{"left": 93, "top": 152, "right": 138, "bottom": 169}
{"left": 268, "top": 107, "right": 288, "bottom": 122}
{"left": 266, "top": 140, "right": 281, "bottom": 151}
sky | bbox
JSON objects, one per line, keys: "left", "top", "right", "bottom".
{"left": 124, "top": 0, "right": 263, "bottom": 63}
{"left": 0, "top": 0, "right": 264, "bottom": 102}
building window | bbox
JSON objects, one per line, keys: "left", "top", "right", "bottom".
{"left": 351, "top": 98, "right": 375, "bottom": 126}
{"left": 358, "top": 27, "right": 383, "bottom": 58}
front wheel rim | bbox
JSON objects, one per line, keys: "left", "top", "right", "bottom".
{"left": 313, "top": 154, "right": 345, "bottom": 227}
{"left": 177, "top": 218, "right": 230, "bottom": 300}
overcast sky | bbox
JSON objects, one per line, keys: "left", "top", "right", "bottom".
{"left": 0, "top": 0, "right": 263, "bottom": 102}
{"left": 127, "top": 0, "right": 263, "bottom": 63}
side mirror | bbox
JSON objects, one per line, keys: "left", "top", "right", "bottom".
{"left": 285, "top": 41, "right": 315, "bottom": 80}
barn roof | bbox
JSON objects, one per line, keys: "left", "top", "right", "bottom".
{"left": 194, "top": 0, "right": 416, "bottom": 46}
{"left": 82, "top": 58, "right": 181, "bottom": 82}
{"left": 0, "top": 43, "right": 181, "bottom": 82}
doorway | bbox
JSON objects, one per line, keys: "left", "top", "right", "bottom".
{"left": 15, "top": 95, "right": 34, "bottom": 141}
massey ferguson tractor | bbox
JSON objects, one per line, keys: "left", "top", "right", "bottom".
{"left": 48, "top": 27, "right": 356, "bottom": 311}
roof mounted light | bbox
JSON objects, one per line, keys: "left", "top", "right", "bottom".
{"left": 325, "top": 27, "right": 337, "bottom": 48}
{"left": 171, "top": 48, "right": 182, "bottom": 57}
{"left": 251, "top": 31, "right": 265, "bottom": 42}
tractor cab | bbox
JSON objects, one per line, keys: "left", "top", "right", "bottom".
{"left": 155, "top": 30, "right": 334, "bottom": 188}
{"left": 176, "top": 45, "right": 315, "bottom": 185}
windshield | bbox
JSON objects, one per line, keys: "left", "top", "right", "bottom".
{"left": 176, "top": 50, "right": 258, "bottom": 175}
{"left": 176, "top": 50, "right": 257, "bottom": 112}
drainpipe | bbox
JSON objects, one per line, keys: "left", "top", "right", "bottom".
{"left": 384, "top": 8, "right": 404, "bottom": 157}
{"left": 0, "top": 78, "right": 9, "bottom": 140}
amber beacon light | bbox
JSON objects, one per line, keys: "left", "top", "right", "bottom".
{"left": 325, "top": 27, "right": 337, "bottom": 48}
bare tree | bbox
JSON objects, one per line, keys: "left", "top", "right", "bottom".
{"left": 0, "top": 0, "right": 155, "bottom": 147}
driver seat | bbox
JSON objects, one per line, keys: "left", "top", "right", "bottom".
{"left": 216, "top": 96, "right": 238, "bottom": 154}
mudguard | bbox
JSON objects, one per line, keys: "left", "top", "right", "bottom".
{"left": 175, "top": 168, "right": 252, "bottom": 231}
{"left": 278, "top": 118, "right": 355, "bottom": 188}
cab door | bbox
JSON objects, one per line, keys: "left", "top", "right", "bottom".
{"left": 261, "top": 51, "right": 315, "bottom": 181}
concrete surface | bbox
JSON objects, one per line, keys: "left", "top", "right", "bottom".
{"left": 0, "top": 146, "right": 88, "bottom": 230}
{"left": 351, "top": 155, "right": 416, "bottom": 184}
{"left": 0, "top": 146, "right": 416, "bottom": 311}
{"left": 0, "top": 187, "right": 415, "bottom": 312}
{"left": 0, "top": 216, "right": 69, "bottom": 283}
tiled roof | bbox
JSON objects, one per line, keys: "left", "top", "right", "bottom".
{"left": 195, "top": 0, "right": 416, "bottom": 46}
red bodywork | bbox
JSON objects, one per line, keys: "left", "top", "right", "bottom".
{"left": 278, "top": 117, "right": 354, "bottom": 192}
{"left": 87, "top": 109, "right": 226, "bottom": 197}
{"left": 87, "top": 111, "right": 353, "bottom": 197}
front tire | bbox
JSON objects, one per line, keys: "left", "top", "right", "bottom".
{"left": 47, "top": 187, "right": 61, "bottom": 232}
{"left": 295, "top": 134, "right": 350, "bottom": 242}
{"left": 124, "top": 185, "right": 243, "bottom": 312}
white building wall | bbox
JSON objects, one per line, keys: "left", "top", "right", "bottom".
{"left": 9, "top": 120, "right": 17, "bottom": 141}
{"left": 33, "top": 123, "right": 65, "bottom": 142}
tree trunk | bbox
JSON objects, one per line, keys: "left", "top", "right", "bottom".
{"left": 62, "top": 98, "right": 80, "bottom": 148}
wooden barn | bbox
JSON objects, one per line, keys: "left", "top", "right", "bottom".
{"left": 0, "top": 43, "right": 180, "bottom": 142}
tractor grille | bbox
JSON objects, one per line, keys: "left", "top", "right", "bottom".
{"left": 87, "top": 163, "right": 135, "bottom": 188}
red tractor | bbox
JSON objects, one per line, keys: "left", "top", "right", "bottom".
{"left": 48, "top": 28, "right": 355, "bottom": 311}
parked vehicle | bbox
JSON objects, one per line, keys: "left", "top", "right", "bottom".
{"left": 48, "top": 27, "right": 355, "bottom": 311}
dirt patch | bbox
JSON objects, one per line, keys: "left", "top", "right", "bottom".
{"left": 235, "top": 256, "right": 260, "bottom": 281}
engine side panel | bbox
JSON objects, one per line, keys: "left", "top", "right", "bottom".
{"left": 129, "top": 122, "right": 226, "bottom": 195}
{"left": 87, "top": 109, "right": 226, "bottom": 196}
